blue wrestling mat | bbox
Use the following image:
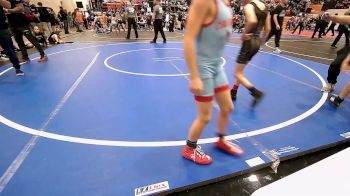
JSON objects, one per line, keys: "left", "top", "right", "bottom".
{"left": 0, "top": 42, "right": 349, "bottom": 196}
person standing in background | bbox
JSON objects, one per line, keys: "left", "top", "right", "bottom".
{"left": 74, "top": 8, "right": 83, "bottom": 32}
{"left": 4, "top": 0, "right": 48, "bottom": 63}
{"left": 0, "top": 0, "right": 24, "bottom": 76}
{"left": 330, "top": 11, "right": 350, "bottom": 49}
{"left": 311, "top": 12, "right": 327, "bottom": 39}
{"left": 125, "top": 2, "right": 138, "bottom": 39}
{"left": 58, "top": 6, "right": 69, "bottom": 34}
{"left": 325, "top": 14, "right": 337, "bottom": 36}
{"left": 292, "top": 15, "right": 305, "bottom": 35}
{"left": 36, "top": 2, "right": 52, "bottom": 35}
{"left": 150, "top": 0, "right": 166, "bottom": 43}
{"left": 265, "top": 0, "right": 287, "bottom": 54}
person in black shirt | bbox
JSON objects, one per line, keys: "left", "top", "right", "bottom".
{"left": 33, "top": 25, "right": 47, "bottom": 46}
{"left": 330, "top": 23, "right": 349, "bottom": 48}
{"left": 37, "top": 2, "right": 52, "bottom": 35}
{"left": 48, "top": 26, "right": 64, "bottom": 44}
{"left": 169, "top": 14, "right": 174, "bottom": 32}
{"left": 311, "top": 12, "right": 327, "bottom": 39}
{"left": 323, "top": 13, "right": 350, "bottom": 107}
{"left": 330, "top": 12, "right": 350, "bottom": 48}
{"left": 325, "top": 14, "right": 337, "bottom": 36}
{"left": 48, "top": 8, "right": 59, "bottom": 29}
{"left": 5, "top": 0, "right": 48, "bottom": 62}
{"left": 0, "top": 0, "right": 23, "bottom": 75}
{"left": 292, "top": 15, "right": 305, "bottom": 35}
{"left": 231, "top": 0, "right": 271, "bottom": 105}
{"left": 58, "top": 6, "right": 69, "bottom": 34}
{"left": 265, "top": 0, "right": 287, "bottom": 54}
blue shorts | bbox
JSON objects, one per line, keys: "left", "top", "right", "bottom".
{"left": 195, "top": 62, "right": 229, "bottom": 102}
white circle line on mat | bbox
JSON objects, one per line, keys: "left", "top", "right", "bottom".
{"left": 0, "top": 43, "right": 327, "bottom": 147}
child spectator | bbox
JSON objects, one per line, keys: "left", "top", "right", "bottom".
{"left": 48, "top": 27, "right": 64, "bottom": 44}
{"left": 33, "top": 26, "right": 48, "bottom": 46}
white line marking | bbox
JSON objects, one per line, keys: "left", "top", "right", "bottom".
{"left": 0, "top": 67, "right": 13, "bottom": 75}
{"left": 245, "top": 60, "right": 321, "bottom": 90}
{"left": 152, "top": 56, "right": 183, "bottom": 59}
{"left": 104, "top": 48, "right": 189, "bottom": 77}
{"left": 277, "top": 43, "right": 336, "bottom": 55}
{"left": 265, "top": 41, "right": 334, "bottom": 61}
{"left": 152, "top": 57, "right": 183, "bottom": 60}
{"left": 104, "top": 48, "right": 226, "bottom": 77}
{"left": 0, "top": 52, "right": 100, "bottom": 193}
{"left": 153, "top": 59, "right": 185, "bottom": 62}
{"left": 0, "top": 43, "right": 327, "bottom": 148}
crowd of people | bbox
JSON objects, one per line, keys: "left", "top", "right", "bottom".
{"left": 91, "top": 0, "right": 189, "bottom": 35}
{"left": 335, "top": 0, "right": 350, "bottom": 9}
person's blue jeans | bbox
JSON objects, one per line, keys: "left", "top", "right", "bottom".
{"left": 0, "top": 29, "right": 21, "bottom": 70}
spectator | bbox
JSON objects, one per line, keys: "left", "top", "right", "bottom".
{"left": 37, "top": 2, "right": 52, "bottom": 35}
{"left": 48, "top": 26, "right": 64, "bottom": 44}
{"left": 58, "top": 6, "right": 69, "bottom": 34}
{"left": 33, "top": 25, "right": 47, "bottom": 46}
{"left": 74, "top": 8, "right": 83, "bottom": 32}
{"left": 48, "top": 8, "right": 59, "bottom": 29}
{"left": 5, "top": 0, "right": 48, "bottom": 63}
{"left": 0, "top": 0, "right": 24, "bottom": 76}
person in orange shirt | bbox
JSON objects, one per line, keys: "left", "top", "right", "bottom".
{"left": 75, "top": 8, "right": 83, "bottom": 32}
{"left": 101, "top": 13, "right": 107, "bottom": 29}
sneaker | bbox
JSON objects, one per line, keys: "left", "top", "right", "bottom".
{"left": 216, "top": 138, "right": 244, "bottom": 156}
{"left": 330, "top": 46, "right": 337, "bottom": 49}
{"left": 19, "top": 58, "right": 31, "bottom": 63}
{"left": 251, "top": 89, "right": 264, "bottom": 107}
{"left": 231, "top": 89, "right": 237, "bottom": 101}
{"left": 38, "top": 56, "right": 48, "bottom": 62}
{"left": 273, "top": 48, "right": 282, "bottom": 54}
{"left": 150, "top": 40, "right": 156, "bottom": 44}
{"left": 329, "top": 96, "right": 341, "bottom": 107}
{"left": 321, "top": 83, "right": 335, "bottom": 93}
{"left": 182, "top": 145, "right": 212, "bottom": 165}
{"left": 15, "top": 69, "right": 24, "bottom": 76}
{"left": 0, "top": 54, "right": 9, "bottom": 61}
{"left": 163, "top": 40, "right": 167, "bottom": 43}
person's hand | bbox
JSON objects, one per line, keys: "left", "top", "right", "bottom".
{"left": 189, "top": 77, "right": 204, "bottom": 95}
{"left": 276, "top": 25, "right": 280, "bottom": 30}
{"left": 3, "top": 8, "right": 9, "bottom": 14}
{"left": 241, "top": 33, "right": 251, "bottom": 41}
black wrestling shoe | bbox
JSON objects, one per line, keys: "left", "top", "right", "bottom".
{"left": 231, "top": 89, "right": 237, "bottom": 101}
{"left": 251, "top": 89, "right": 264, "bottom": 107}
